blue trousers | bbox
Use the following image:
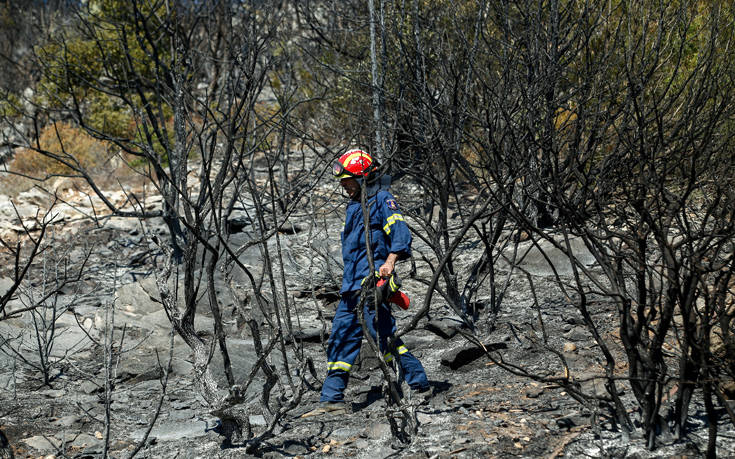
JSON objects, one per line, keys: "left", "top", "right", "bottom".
{"left": 320, "top": 292, "right": 429, "bottom": 403}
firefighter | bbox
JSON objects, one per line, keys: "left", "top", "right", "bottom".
{"left": 308, "top": 148, "right": 429, "bottom": 416}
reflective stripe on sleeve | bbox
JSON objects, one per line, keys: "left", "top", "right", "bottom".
{"left": 383, "top": 213, "right": 405, "bottom": 235}
{"left": 327, "top": 361, "right": 352, "bottom": 372}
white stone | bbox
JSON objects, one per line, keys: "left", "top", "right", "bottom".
{"left": 22, "top": 435, "right": 57, "bottom": 452}
{"left": 500, "top": 235, "right": 596, "bottom": 276}
{"left": 17, "top": 188, "right": 51, "bottom": 207}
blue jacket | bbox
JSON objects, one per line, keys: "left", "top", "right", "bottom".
{"left": 340, "top": 190, "right": 412, "bottom": 294}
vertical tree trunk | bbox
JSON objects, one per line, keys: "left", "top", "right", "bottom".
{"left": 367, "top": 0, "right": 384, "bottom": 158}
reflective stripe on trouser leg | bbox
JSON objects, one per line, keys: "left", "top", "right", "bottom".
{"left": 321, "top": 295, "right": 362, "bottom": 403}
{"left": 383, "top": 344, "right": 409, "bottom": 363}
{"left": 327, "top": 361, "right": 352, "bottom": 372}
{"left": 365, "top": 302, "right": 429, "bottom": 390}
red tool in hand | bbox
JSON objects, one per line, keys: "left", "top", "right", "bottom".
{"left": 376, "top": 274, "right": 410, "bottom": 310}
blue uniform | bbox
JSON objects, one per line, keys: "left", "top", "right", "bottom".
{"left": 321, "top": 190, "right": 429, "bottom": 403}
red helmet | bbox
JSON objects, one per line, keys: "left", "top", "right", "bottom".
{"left": 333, "top": 148, "right": 375, "bottom": 179}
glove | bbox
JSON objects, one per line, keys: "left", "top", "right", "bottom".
{"left": 376, "top": 273, "right": 411, "bottom": 310}
{"left": 362, "top": 272, "right": 411, "bottom": 310}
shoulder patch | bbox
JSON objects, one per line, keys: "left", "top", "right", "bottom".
{"left": 386, "top": 199, "right": 398, "bottom": 210}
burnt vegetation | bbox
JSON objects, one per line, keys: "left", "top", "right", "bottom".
{"left": 0, "top": 0, "right": 734, "bottom": 457}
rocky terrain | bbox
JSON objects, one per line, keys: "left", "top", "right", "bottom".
{"left": 1, "top": 176, "right": 734, "bottom": 459}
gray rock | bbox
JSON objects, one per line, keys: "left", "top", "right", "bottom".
{"left": 555, "top": 412, "right": 588, "bottom": 430}
{"left": 249, "top": 415, "right": 266, "bottom": 426}
{"left": 207, "top": 338, "right": 290, "bottom": 395}
{"left": 79, "top": 380, "right": 102, "bottom": 395}
{"left": 80, "top": 445, "right": 105, "bottom": 457}
{"left": 131, "top": 379, "right": 165, "bottom": 393}
{"left": 500, "top": 236, "right": 596, "bottom": 276}
{"left": 416, "top": 412, "right": 433, "bottom": 424}
{"left": 170, "top": 400, "right": 192, "bottom": 410}
{"left": 103, "top": 216, "right": 143, "bottom": 234}
{"left": 440, "top": 342, "right": 507, "bottom": 370}
{"left": 131, "top": 418, "right": 215, "bottom": 442}
{"left": 577, "top": 373, "right": 623, "bottom": 398}
{"left": 29, "top": 405, "right": 51, "bottom": 419}
{"left": 282, "top": 441, "right": 309, "bottom": 456}
{"left": 114, "top": 392, "right": 131, "bottom": 404}
{"left": 53, "top": 415, "right": 82, "bottom": 428}
{"left": 525, "top": 385, "right": 545, "bottom": 398}
{"left": 0, "top": 277, "right": 13, "bottom": 297}
{"left": 22, "top": 435, "right": 57, "bottom": 452}
{"left": 330, "top": 426, "right": 359, "bottom": 440}
{"left": 69, "top": 433, "right": 101, "bottom": 449}
{"left": 365, "top": 422, "right": 391, "bottom": 439}
{"left": 170, "top": 355, "right": 194, "bottom": 378}
{"left": 17, "top": 187, "right": 50, "bottom": 207}
{"left": 424, "top": 317, "right": 464, "bottom": 339}
{"left": 0, "top": 278, "right": 24, "bottom": 313}
{"left": 564, "top": 326, "right": 588, "bottom": 342}
{"left": 39, "top": 388, "right": 66, "bottom": 398}
{"left": 30, "top": 313, "right": 96, "bottom": 357}
{"left": 23, "top": 432, "right": 100, "bottom": 451}
{"left": 565, "top": 316, "right": 582, "bottom": 325}
{"left": 106, "top": 279, "right": 212, "bottom": 335}
{"left": 580, "top": 377, "right": 606, "bottom": 398}
{"left": 117, "top": 353, "right": 164, "bottom": 383}
{"left": 115, "top": 277, "right": 167, "bottom": 316}
{"left": 168, "top": 409, "right": 195, "bottom": 421}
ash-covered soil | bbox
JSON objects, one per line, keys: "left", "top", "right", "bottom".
{"left": 1, "top": 180, "right": 734, "bottom": 458}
